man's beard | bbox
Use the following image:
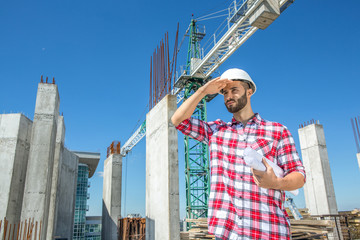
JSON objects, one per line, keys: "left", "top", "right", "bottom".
{"left": 225, "top": 92, "right": 247, "bottom": 113}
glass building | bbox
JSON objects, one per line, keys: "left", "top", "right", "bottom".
{"left": 85, "top": 216, "right": 102, "bottom": 240}
{"left": 73, "top": 164, "right": 90, "bottom": 240}
{"left": 72, "top": 151, "right": 100, "bottom": 240}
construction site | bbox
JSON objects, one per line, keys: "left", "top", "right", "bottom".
{"left": 1, "top": 0, "right": 360, "bottom": 240}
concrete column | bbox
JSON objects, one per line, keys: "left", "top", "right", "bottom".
{"left": 102, "top": 153, "right": 122, "bottom": 240}
{"left": 299, "top": 123, "right": 343, "bottom": 240}
{"left": 21, "top": 83, "right": 60, "bottom": 240}
{"left": 47, "top": 116, "right": 65, "bottom": 240}
{"left": 0, "top": 114, "right": 32, "bottom": 224}
{"left": 298, "top": 123, "right": 338, "bottom": 215}
{"left": 145, "top": 94, "right": 179, "bottom": 240}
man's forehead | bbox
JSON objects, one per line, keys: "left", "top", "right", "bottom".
{"left": 223, "top": 80, "right": 243, "bottom": 89}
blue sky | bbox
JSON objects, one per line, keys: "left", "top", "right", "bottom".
{"left": 1, "top": 0, "right": 360, "bottom": 219}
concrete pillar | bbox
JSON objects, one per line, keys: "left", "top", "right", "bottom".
{"left": 47, "top": 116, "right": 65, "bottom": 240}
{"left": 102, "top": 153, "right": 122, "bottom": 240}
{"left": 0, "top": 114, "right": 32, "bottom": 224}
{"left": 145, "top": 94, "right": 180, "bottom": 240}
{"left": 298, "top": 123, "right": 338, "bottom": 215}
{"left": 299, "top": 123, "right": 343, "bottom": 240}
{"left": 357, "top": 153, "right": 360, "bottom": 170}
{"left": 21, "top": 83, "right": 59, "bottom": 240}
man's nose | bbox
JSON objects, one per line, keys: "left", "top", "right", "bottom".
{"left": 225, "top": 92, "right": 232, "bottom": 101}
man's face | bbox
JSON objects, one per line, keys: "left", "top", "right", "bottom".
{"left": 222, "top": 81, "right": 248, "bottom": 113}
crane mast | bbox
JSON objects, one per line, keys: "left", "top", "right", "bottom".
{"left": 183, "top": 19, "right": 210, "bottom": 225}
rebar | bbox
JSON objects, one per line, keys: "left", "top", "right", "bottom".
{"left": 149, "top": 24, "right": 179, "bottom": 110}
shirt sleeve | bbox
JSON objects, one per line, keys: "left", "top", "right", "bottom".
{"left": 277, "top": 127, "right": 306, "bottom": 181}
{"left": 175, "top": 118, "right": 217, "bottom": 145}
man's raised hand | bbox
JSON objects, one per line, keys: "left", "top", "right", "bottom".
{"left": 200, "top": 77, "right": 232, "bottom": 95}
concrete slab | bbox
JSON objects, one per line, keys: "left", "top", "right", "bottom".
{"left": 102, "top": 153, "right": 122, "bottom": 240}
{"left": 73, "top": 151, "right": 101, "bottom": 178}
{"left": 145, "top": 94, "right": 179, "bottom": 240}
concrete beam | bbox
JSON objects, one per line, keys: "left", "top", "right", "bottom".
{"left": 145, "top": 94, "right": 180, "bottom": 240}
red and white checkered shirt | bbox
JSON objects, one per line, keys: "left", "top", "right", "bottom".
{"left": 176, "top": 113, "right": 305, "bottom": 240}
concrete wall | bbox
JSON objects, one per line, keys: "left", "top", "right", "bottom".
{"left": 145, "top": 94, "right": 180, "bottom": 240}
{"left": 55, "top": 148, "right": 79, "bottom": 239}
{"left": 102, "top": 153, "right": 122, "bottom": 240}
{"left": 21, "top": 83, "right": 60, "bottom": 240}
{"left": 47, "top": 116, "right": 65, "bottom": 239}
{"left": 0, "top": 114, "right": 32, "bottom": 224}
{"left": 298, "top": 123, "right": 338, "bottom": 215}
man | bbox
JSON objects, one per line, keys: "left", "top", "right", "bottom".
{"left": 171, "top": 68, "right": 305, "bottom": 240}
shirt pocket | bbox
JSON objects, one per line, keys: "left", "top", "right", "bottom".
{"left": 249, "top": 137, "right": 274, "bottom": 159}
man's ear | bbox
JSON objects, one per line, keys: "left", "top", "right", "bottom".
{"left": 247, "top": 88, "right": 253, "bottom": 97}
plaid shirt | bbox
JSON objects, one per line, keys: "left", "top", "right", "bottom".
{"left": 176, "top": 113, "right": 305, "bottom": 240}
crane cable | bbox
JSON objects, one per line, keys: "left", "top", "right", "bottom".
{"left": 197, "top": 14, "right": 229, "bottom": 22}
{"left": 195, "top": 8, "right": 228, "bottom": 21}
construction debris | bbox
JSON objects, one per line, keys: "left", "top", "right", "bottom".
{"left": 287, "top": 208, "right": 360, "bottom": 239}
{"left": 180, "top": 218, "right": 214, "bottom": 240}
{"left": 117, "top": 217, "right": 145, "bottom": 240}
{"left": 290, "top": 219, "right": 334, "bottom": 239}
{"left": 180, "top": 217, "right": 334, "bottom": 240}
{"left": 339, "top": 209, "right": 360, "bottom": 239}
{"left": 180, "top": 209, "right": 360, "bottom": 240}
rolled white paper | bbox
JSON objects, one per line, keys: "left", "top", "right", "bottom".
{"left": 243, "top": 147, "right": 299, "bottom": 196}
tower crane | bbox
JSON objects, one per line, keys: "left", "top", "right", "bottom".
{"left": 120, "top": 0, "right": 301, "bottom": 226}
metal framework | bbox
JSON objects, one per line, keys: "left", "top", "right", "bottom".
{"left": 120, "top": 121, "right": 146, "bottom": 156}
{"left": 183, "top": 81, "right": 210, "bottom": 224}
{"left": 182, "top": 19, "right": 210, "bottom": 226}
{"left": 190, "top": 0, "right": 289, "bottom": 79}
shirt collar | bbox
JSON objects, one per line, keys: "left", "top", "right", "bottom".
{"left": 231, "top": 113, "right": 262, "bottom": 126}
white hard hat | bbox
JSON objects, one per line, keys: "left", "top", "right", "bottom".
{"left": 220, "top": 68, "right": 256, "bottom": 94}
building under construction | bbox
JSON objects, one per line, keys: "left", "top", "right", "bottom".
{"left": 0, "top": 78, "right": 100, "bottom": 240}
{"left": 1, "top": 0, "right": 360, "bottom": 240}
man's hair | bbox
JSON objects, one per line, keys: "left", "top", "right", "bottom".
{"left": 237, "top": 80, "right": 250, "bottom": 90}
{"left": 234, "top": 80, "right": 254, "bottom": 93}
